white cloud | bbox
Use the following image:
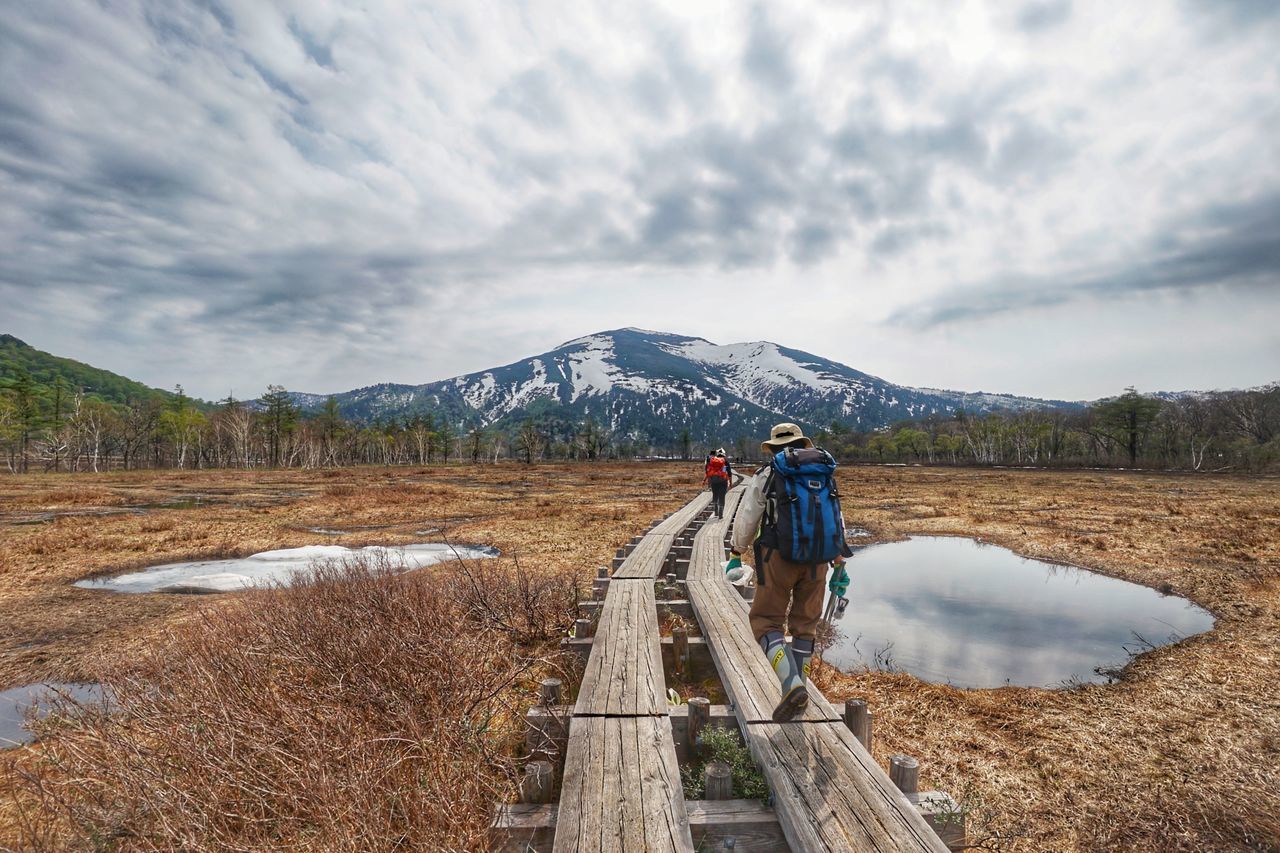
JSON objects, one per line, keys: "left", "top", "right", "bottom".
{"left": 1, "top": 0, "right": 1277, "bottom": 400}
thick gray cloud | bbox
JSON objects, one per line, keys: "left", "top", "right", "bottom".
{"left": 890, "top": 192, "right": 1280, "bottom": 327}
{"left": 1, "top": 0, "right": 1277, "bottom": 400}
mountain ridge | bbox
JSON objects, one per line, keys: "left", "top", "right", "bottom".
{"left": 288, "top": 328, "right": 1084, "bottom": 443}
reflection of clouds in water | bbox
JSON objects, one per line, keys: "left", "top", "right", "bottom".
{"left": 822, "top": 537, "right": 1213, "bottom": 688}
{"left": 0, "top": 683, "right": 106, "bottom": 748}
{"left": 76, "top": 544, "right": 499, "bottom": 594}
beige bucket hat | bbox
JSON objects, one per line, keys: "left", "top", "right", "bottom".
{"left": 760, "top": 422, "right": 813, "bottom": 455}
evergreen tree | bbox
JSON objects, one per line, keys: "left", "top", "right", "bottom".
{"left": 1095, "top": 387, "right": 1162, "bottom": 467}
{"left": 259, "top": 385, "right": 298, "bottom": 467}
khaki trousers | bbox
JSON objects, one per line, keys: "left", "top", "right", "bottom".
{"left": 748, "top": 549, "right": 826, "bottom": 642}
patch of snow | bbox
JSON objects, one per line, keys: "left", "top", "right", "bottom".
{"left": 567, "top": 337, "right": 620, "bottom": 401}
{"left": 461, "top": 373, "right": 498, "bottom": 410}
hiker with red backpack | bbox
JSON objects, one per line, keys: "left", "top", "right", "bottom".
{"left": 726, "top": 423, "right": 853, "bottom": 722}
{"left": 703, "top": 448, "right": 731, "bottom": 518}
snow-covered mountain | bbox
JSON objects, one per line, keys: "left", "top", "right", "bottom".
{"left": 296, "top": 328, "right": 1079, "bottom": 443}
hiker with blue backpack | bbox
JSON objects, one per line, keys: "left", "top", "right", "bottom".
{"left": 727, "top": 422, "right": 853, "bottom": 722}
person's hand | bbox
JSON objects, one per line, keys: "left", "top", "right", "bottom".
{"left": 828, "top": 560, "right": 850, "bottom": 596}
{"left": 725, "top": 551, "right": 742, "bottom": 572}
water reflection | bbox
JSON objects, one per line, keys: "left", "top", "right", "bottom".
{"left": 0, "top": 683, "right": 106, "bottom": 748}
{"left": 823, "top": 536, "right": 1213, "bottom": 688}
{"left": 76, "top": 543, "right": 499, "bottom": 594}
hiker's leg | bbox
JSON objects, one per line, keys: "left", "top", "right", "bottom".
{"left": 710, "top": 479, "right": 727, "bottom": 517}
{"left": 751, "top": 555, "right": 810, "bottom": 721}
{"left": 748, "top": 551, "right": 798, "bottom": 640}
{"left": 787, "top": 569, "right": 826, "bottom": 684}
{"left": 788, "top": 570, "right": 827, "bottom": 641}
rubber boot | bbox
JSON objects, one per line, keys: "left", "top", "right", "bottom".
{"left": 760, "top": 631, "right": 808, "bottom": 722}
{"left": 792, "top": 637, "right": 815, "bottom": 686}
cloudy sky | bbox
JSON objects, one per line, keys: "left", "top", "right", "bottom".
{"left": 2, "top": 0, "right": 1277, "bottom": 401}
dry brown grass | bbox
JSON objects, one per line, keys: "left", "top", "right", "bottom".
{"left": 11, "top": 555, "right": 573, "bottom": 851}
{"left": 816, "top": 466, "right": 1280, "bottom": 852}
{"left": 1, "top": 464, "right": 1277, "bottom": 850}
{"left": 0, "top": 463, "right": 697, "bottom": 849}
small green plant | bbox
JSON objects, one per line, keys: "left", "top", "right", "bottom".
{"left": 680, "top": 726, "right": 770, "bottom": 802}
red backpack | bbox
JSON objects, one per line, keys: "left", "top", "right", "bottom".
{"left": 705, "top": 456, "right": 727, "bottom": 480}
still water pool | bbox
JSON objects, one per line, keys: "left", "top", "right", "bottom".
{"left": 75, "top": 543, "right": 498, "bottom": 594}
{"left": 0, "top": 683, "right": 105, "bottom": 748}
{"left": 822, "top": 536, "right": 1213, "bottom": 688}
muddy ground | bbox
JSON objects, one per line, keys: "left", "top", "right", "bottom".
{"left": 1, "top": 463, "right": 1277, "bottom": 850}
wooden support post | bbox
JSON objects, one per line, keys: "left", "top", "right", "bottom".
{"left": 909, "top": 792, "right": 967, "bottom": 849}
{"left": 889, "top": 755, "right": 919, "bottom": 795}
{"left": 539, "top": 678, "right": 562, "bottom": 707}
{"left": 520, "top": 760, "right": 554, "bottom": 804}
{"left": 844, "top": 699, "right": 870, "bottom": 749}
{"left": 705, "top": 761, "right": 732, "bottom": 800}
{"left": 592, "top": 578, "right": 609, "bottom": 600}
{"left": 597, "top": 565, "right": 609, "bottom": 579}
{"left": 574, "top": 617, "right": 592, "bottom": 639}
{"left": 672, "top": 627, "right": 688, "bottom": 676}
{"left": 665, "top": 572, "right": 677, "bottom": 587}
{"left": 687, "top": 697, "right": 710, "bottom": 758}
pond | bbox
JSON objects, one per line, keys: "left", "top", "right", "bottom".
{"left": 75, "top": 543, "right": 499, "bottom": 594}
{"left": 0, "top": 683, "right": 106, "bottom": 748}
{"left": 822, "top": 536, "right": 1213, "bottom": 688}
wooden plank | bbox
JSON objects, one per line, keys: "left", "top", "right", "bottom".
{"left": 553, "top": 717, "right": 692, "bottom": 852}
{"left": 495, "top": 799, "right": 786, "bottom": 853}
{"left": 746, "top": 722, "right": 947, "bottom": 852}
{"left": 687, "top": 799, "right": 789, "bottom": 852}
{"left": 492, "top": 803, "right": 556, "bottom": 852}
{"left": 650, "top": 491, "right": 712, "bottom": 536}
{"left": 612, "top": 532, "right": 675, "bottom": 579}
{"left": 554, "top": 713, "right": 606, "bottom": 852}
{"left": 574, "top": 580, "right": 665, "bottom": 716}
{"left": 638, "top": 716, "right": 692, "bottom": 852}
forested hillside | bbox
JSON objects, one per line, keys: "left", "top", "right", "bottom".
{"left": 0, "top": 335, "right": 179, "bottom": 407}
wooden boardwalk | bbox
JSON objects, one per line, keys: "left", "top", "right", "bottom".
{"left": 529, "top": 480, "right": 950, "bottom": 852}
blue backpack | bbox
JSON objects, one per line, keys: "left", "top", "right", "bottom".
{"left": 755, "top": 447, "right": 852, "bottom": 585}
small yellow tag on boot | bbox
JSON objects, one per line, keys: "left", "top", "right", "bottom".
{"left": 771, "top": 648, "right": 786, "bottom": 671}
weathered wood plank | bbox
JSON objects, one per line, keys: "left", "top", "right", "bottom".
{"left": 611, "top": 532, "right": 676, "bottom": 579}
{"left": 637, "top": 716, "right": 692, "bottom": 852}
{"left": 687, "top": 799, "right": 789, "bottom": 852}
{"left": 574, "top": 580, "right": 665, "bottom": 716}
{"left": 495, "top": 799, "right": 786, "bottom": 853}
{"left": 650, "top": 491, "right": 712, "bottom": 536}
{"left": 552, "top": 717, "right": 692, "bottom": 852}
{"left": 747, "top": 722, "right": 948, "bottom": 852}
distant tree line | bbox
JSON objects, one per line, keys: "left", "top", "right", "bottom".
{"left": 812, "top": 387, "right": 1280, "bottom": 473}
{"left": 1, "top": 367, "right": 1275, "bottom": 473}
{"left": 0, "top": 369, "right": 683, "bottom": 472}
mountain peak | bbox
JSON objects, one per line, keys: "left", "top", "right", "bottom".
{"left": 558, "top": 328, "right": 712, "bottom": 350}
